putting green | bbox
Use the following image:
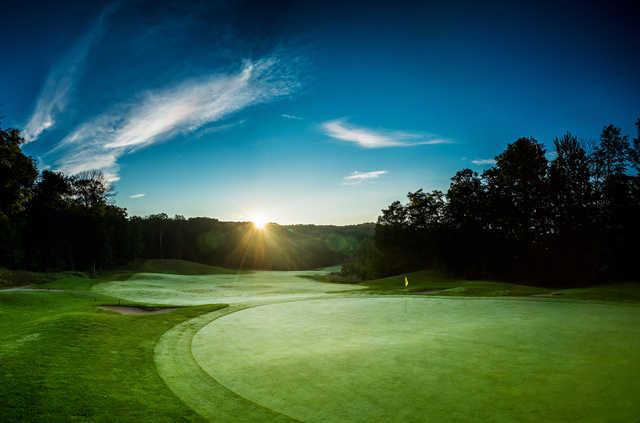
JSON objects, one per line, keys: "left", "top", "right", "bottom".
{"left": 93, "top": 270, "right": 362, "bottom": 306}
{"left": 192, "top": 297, "right": 640, "bottom": 422}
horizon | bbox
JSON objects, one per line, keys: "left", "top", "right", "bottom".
{"left": 2, "top": 0, "right": 639, "bottom": 224}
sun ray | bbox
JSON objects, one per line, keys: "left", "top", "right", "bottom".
{"left": 252, "top": 214, "right": 267, "bottom": 230}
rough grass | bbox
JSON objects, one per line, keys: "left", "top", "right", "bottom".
{"left": 0, "top": 268, "right": 54, "bottom": 288}
{"left": 357, "top": 270, "right": 640, "bottom": 301}
{"left": 543, "top": 282, "right": 640, "bottom": 302}
{"left": 0, "top": 275, "right": 224, "bottom": 422}
{"left": 192, "top": 296, "right": 640, "bottom": 423}
{"left": 357, "top": 270, "right": 548, "bottom": 296}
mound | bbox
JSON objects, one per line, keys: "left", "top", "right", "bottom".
{"left": 92, "top": 270, "right": 363, "bottom": 306}
{"left": 129, "top": 259, "right": 237, "bottom": 275}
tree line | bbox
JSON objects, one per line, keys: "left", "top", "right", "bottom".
{"left": 343, "top": 119, "right": 640, "bottom": 285}
{"left": 0, "top": 126, "right": 373, "bottom": 272}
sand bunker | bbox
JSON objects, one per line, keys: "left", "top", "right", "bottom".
{"left": 99, "top": 305, "right": 176, "bottom": 315}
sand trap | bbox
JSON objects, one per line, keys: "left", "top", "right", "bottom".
{"left": 99, "top": 305, "right": 176, "bottom": 315}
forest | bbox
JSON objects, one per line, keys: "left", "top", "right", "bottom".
{"left": 2, "top": 119, "right": 639, "bottom": 285}
{"left": 342, "top": 119, "right": 640, "bottom": 285}
{"left": 0, "top": 126, "right": 373, "bottom": 271}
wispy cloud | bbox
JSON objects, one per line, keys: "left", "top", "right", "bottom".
{"left": 24, "top": 3, "right": 118, "bottom": 142}
{"left": 343, "top": 170, "right": 388, "bottom": 185}
{"left": 471, "top": 158, "right": 496, "bottom": 165}
{"left": 51, "top": 56, "right": 298, "bottom": 182}
{"left": 194, "top": 119, "right": 246, "bottom": 138}
{"left": 281, "top": 113, "right": 303, "bottom": 120}
{"left": 129, "top": 193, "right": 145, "bottom": 199}
{"left": 322, "top": 119, "right": 451, "bottom": 148}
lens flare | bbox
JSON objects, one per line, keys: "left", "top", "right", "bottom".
{"left": 252, "top": 215, "right": 267, "bottom": 229}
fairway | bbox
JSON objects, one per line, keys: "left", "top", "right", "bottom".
{"left": 192, "top": 296, "right": 640, "bottom": 422}
{"left": 93, "top": 270, "right": 363, "bottom": 305}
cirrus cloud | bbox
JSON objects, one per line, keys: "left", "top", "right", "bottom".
{"left": 23, "top": 3, "right": 118, "bottom": 142}
{"left": 471, "top": 158, "right": 496, "bottom": 165}
{"left": 51, "top": 56, "right": 299, "bottom": 182}
{"left": 343, "top": 170, "right": 388, "bottom": 185}
{"left": 281, "top": 113, "right": 303, "bottom": 120}
{"left": 322, "top": 119, "right": 451, "bottom": 148}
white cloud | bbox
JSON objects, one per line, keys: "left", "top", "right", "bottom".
{"left": 52, "top": 56, "right": 298, "bottom": 181}
{"left": 471, "top": 158, "right": 496, "bottom": 165}
{"left": 194, "top": 119, "right": 246, "bottom": 138}
{"left": 129, "top": 193, "right": 145, "bottom": 199}
{"left": 343, "top": 170, "right": 388, "bottom": 185}
{"left": 281, "top": 113, "right": 303, "bottom": 120}
{"left": 23, "top": 3, "right": 117, "bottom": 142}
{"left": 322, "top": 119, "right": 451, "bottom": 148}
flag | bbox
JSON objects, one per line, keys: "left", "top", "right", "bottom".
{"left": 404, "top": 275, "right": 409, "bottom": 287}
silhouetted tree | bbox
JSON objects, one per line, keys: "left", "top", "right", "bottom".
{"left": 0, "top": 127, "right": 37, "bottom": 217}
{"left": 378, "top": 201, "right": 407, "bottom": 227}
{"left": 351, "top": 118, "right": 640, "bottom": 285}
{"left": 2, "top": 116, "right": 640, "bottom": 284}
{"left": 26, "top": 171, "right": 74, "bottom": 269}
{"left": 446, "top": 169, "right": 484, "bottom": 229}
{"left": 406, "top": 189, "right": 446, "bottom": 229}
{"left": 445, "top": 169, "right": 486, "bottom": 277}
{"left": 0, "top": 127, "right": 37, "bottom": 266}
{"left": 630, "top": 118, "right": 640, "bottom": 173}
{"left": 549, "top": 133, "right": 592, "bottom": 229}
{"left": 483, "top": 137, "right": 549, "bottom": 240}
{"left": 71, "top": 170, "right": 112, "bottom": 208}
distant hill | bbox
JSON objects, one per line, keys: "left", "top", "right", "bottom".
{"left": 130, "top": 217, "right": 375, "bottom": 271}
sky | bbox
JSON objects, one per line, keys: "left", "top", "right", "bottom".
{"left": 2, "top": 0, "right": 639, "bottom": 224}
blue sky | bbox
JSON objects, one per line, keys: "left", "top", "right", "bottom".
{"left": 2, "top": 0, "right": 639, "bottom": 224}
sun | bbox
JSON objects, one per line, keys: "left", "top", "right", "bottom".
{"left": 252, "top": 215, "right": 268, "bottom": 230}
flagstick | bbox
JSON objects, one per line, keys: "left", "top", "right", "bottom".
{"left": 404, "top": 275, "right": 408, "bottom": 314}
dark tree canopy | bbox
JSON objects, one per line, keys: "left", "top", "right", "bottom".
{"left": 0, "top": 128, "right": 37, "bottom": 217}
{"left": 1, "top": 117, "right": 639, "bottom": 285}
{"left": 344, "top": 120, "right": 640, "bottom": 286}
{"left": 0, "top": 129, "right": 374, "bottom": 272}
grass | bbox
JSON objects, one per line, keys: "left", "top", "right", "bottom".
{"left": 358, "top": 270, "right": 549, "bottom": 296}
{"left": 543, "top": 282, "right": 640, "bottom": 302}
{"left": 192, "top": 296, "right": 640, "bottom": 422}
{"left": 126, "top": 259, "right": 240, "bottom": 275}
{"left": 155, "top": 305, "right": 296, "bottom": 422}
{"left": 355, "top": 270, "right": 640, "bottom": 301}
{"left": 0, "top": 273, "right": 225, "bottom": 422}
{"left": 92, "top": 269, "right": 364, "bottom": 306}
{"left": 0, "top": 268, "right": 55, "bottom": 288}
{"left": 2, "top": 264, "right": 640, "bottom": 422}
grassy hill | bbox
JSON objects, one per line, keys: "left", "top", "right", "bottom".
{"left": 0, "top": 268, "right": 55, "bottom": 288}
{"left": 127, "top": 259, "right": 239, "bottom": 275}
{"left": 314, "top": 269, "right": 640, "bottom": 302}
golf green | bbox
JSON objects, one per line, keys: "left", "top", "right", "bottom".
{"left": 92, "top": 270, "right": 362, "bottom": 305}
{"left": 192, "top": 296, "right": 640, "bottom": 422}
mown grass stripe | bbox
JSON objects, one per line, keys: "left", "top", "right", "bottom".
{"left": 154, "top": 306, "right": 298, "bottom": 422}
